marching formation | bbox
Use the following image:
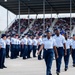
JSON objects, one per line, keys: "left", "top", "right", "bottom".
{"left": 0, "top": 28, "right": 75, "bottom": 75}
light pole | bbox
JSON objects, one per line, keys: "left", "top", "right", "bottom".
{"left": 18, "top": 0, "right": 21, "bottom": 35}
{"left": 43, "top": 0, "right": 45, "bottom": 33}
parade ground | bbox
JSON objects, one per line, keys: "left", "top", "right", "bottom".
{"left": 0, "top": 55, "right": 75, "bottom": 75}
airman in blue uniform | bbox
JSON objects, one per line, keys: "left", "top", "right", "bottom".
{"left": 20, "top": 36, "right": 24, "bottom": 57}
{"left": 70, "top": 34, "right": 75, "bottom": 67}
{"left": 53, "top": 29, "right": 66, "bottom": 75}
{"left": 38, "top": 30, "right": 58, "bottom": 75}
{"left": 0, "top": 34, "right": 7, "bottom": 69}
{"left": 38, "top": 34, "right": 43, "bottom": 60}
{"left": 15, "top": 34, "right": 19, "bottom": 58}
{"left": 10, "top": 34, "right": 16, "bottom": 59}
{"left": 32, "top": 35, "right": 38, "bottom": 57}
{"left": 23, "top": 34, "right": 28, "bottom": 59}
{"left": 6, "top": 35, "right": 10, "bottom": 58}
{"left": 64, "top": 33, "right": 71, "bottom": 71}
{"left": 27, "top": 34, "right": 33, "bottom": 58}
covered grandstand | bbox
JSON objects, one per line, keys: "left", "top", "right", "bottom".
{"left": 0, "top": 0, "right": 74, "bottom": 36}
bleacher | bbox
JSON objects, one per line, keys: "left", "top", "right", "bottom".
{"left": 54, "top": 18, "right": 75, "bottom": 35}
{"left": 5, "top": 19, "right": 33, "bottom": 35}
{"left": 5, "top": 18, "right": 75, "bottom": 36}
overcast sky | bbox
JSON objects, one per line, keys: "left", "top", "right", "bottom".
{"left": 0, "top": 5, "right": 75, "bottom": 31}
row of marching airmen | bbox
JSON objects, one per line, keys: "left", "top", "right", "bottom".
{"left": 0, "top": 28, "right": 75, "bottom": 75}
{"left": 0, "top": 33, "right": 43, "bottom": 69}
{"left": 10, "top": 33, "right": 43, "bottom": 60}
{"left": 38, "top": 28, "right": 75, "bottom": 75}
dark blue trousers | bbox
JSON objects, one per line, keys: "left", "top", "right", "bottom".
{"left": 2, "top": 48, "right": 6, "bottom": 67}
{"left": 38, "top": 45, "right": 42, "bottom": 60}
{"left": 0, "top": 49, "right": 3, "bottom": 68}
{"left": 15, "top": 45, "right": 19, "bottom": 58}
{"left": 72, "top": 49, "right": 75, "bottom": 65}
{"left": 10, "top": 44, "right": 15, "bottom": 59}
{"left": 0, "top": 48, "right": 6, "bottom": 68}
{"left": 33, "top": 46, "right": 37, "bottom": 57}
{"left": 6, "top": 45, "right": 10, "bottom": 57}
{"left": 64, "top": 49, "right": 70, "bottom": 69}
{"left": 56, "top": 47, "right": 64, "bottom": 73}
{"left": 17, "top": 44, "right": 21, "bottom": 57}
{"left": 18, "top": 45, "right": 21, "bottom": 50}
{"left": 28, "top": 45, "right": 33, "bottom": 58}
{"left": 20, "top": 45, "right": 24, "bottom": 57}
{"left": 23, "top": 45, "right": 28, "bottom": 58}
{"left": 44, "top": 49, "right": 53, "bottom": 75}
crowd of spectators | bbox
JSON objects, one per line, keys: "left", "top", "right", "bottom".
{"left": 53, "top": 18, "right": 75, "bottom": 35}
{"left": 5, "top": 19, "right": 33, "bottom": 35}
{"left": 28, "top": 18, "right": 54, "bottom": 35}
{"left": 5, "top": 18, "right": 75, "bottom": 36}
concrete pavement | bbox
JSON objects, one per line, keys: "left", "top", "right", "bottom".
{"left": 0, "top": 56, "right": 75, "bottom": 75}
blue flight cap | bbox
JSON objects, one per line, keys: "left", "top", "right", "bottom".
{"left": 38, "top": 33, "right": 42, "bottom": 36}
{"left": 28, "top": 34, "right": 32, "bottom": 37}
{"left": 11, "top": 34, "right": 15, "bottom": 37}
{"left": 54, "top": 28, "right": 60, "bottom": 31}
{"left": 24, "top": 33, "right": 28, "bottom": 36}
{"left": 45, "top": 29, "right": 51, "bottom": 33}
{"left": 60, "top": 31, "right": 65, "bottom": 35}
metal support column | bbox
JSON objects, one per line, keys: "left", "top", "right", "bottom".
{"left": 36, "top": 14, "right": 38, "bottom": 19}
{"left": 18, "top": 0, "right": 20, "bottom": 35}
{"left": 7, "top": 10, "right": 8, "bottom": 30}
{"left": 43, "top": 0, "right": 45, "bottom": 32}
{"left": 28, "top": 8, "right": 30, "bottom": 27}
{"left": 70, "top": 0, "right": 72, "bottom": 36}
{"left": 57, "top": 13, "right": 58, "bottom": 19}
{"left": 51, "top": 7, "right": 52, "bottom": 26}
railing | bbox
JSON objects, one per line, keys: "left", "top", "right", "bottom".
{"left": 20, "top": 19, "right": 36, "bottom": 39}
{"left": 49, "top": 18, "right": 58, "bottom": 32}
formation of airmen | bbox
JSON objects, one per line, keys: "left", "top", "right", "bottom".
{"left": 0, "top": 28, "right": 75, "bottom": 75}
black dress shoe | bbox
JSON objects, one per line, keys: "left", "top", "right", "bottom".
{"left": 3, "top": 66, "right": 7, "bottom": 68}
{"left": 23, "top": 57, "right": 26, "bottom": 59}
{"left": 29, "top": 56, "right": 32, "bottom": 58}
{"left": 73, "top": 64, "right": 75, "bottom": 67}
{"left": 0, "top": 67, "right": 3, "bottom": 69}
{"left": 56, "top": 72, "right": 60, "bottom": 75}
{"left": 33, "top": 56, "right": 36, "bottom": 57}
{"left": 6, "top": 56, "right": 9, "bottom": 58}
{"left": 38, "top": 57, "right": 42, "bottom": 60}
{"left": 65, "top": 68, "right": 68, "bottom": 71}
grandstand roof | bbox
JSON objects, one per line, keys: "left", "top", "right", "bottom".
{"left": 0, "top": 0, "right": 75, "bottom": 15}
